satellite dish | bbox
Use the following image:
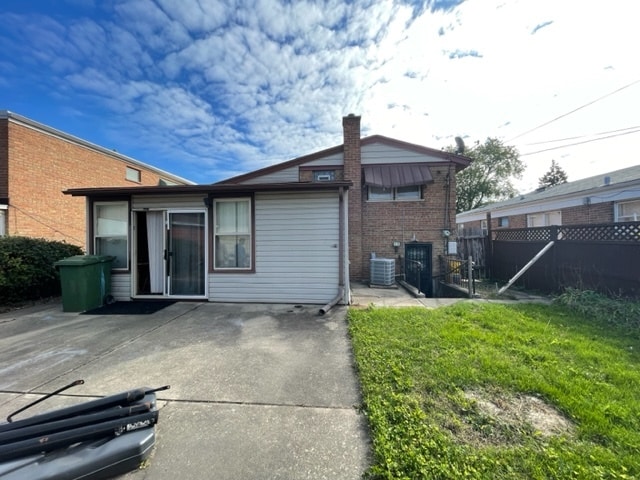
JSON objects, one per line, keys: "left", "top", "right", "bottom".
{"left": 454, "top": 136, "right": 465, "bottom": 154}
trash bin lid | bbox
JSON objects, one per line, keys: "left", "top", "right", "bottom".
{"left": 54, "top": 255, "right": 113, "bottom": 266}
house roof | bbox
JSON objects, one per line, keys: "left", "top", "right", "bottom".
{"left": 217, "top": 134, "right": 471, "bottom": 185}
{"left": 64, "top": 181, "right": 352, "bottom": 198}
{"left": 457, "top": 164, "right": 640, "bottom": 221}
{"left": 0, "top": 110, "right": 195, "bottom": 186}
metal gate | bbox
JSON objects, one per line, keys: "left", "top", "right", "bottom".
{"left": 405, "top": 243, "right": 432, "bottom": 296}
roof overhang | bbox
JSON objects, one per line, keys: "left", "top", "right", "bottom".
{"left": 363, "top": 163, "right": 434, "bottom": 188}
{"left": 64, "top": 181, "right": 352, "bottom": 198}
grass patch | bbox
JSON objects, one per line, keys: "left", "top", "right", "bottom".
{"left": 349, "top": 302, "right": 640, "bottom": 479}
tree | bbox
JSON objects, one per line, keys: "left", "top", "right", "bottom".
{"left": 538, "top": 160, "right": 568, "bottom": 188}
{"left": 453, "top": 137, "right": 525, "bottom": 213}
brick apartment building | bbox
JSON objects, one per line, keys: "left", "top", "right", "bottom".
{"left": 220, "top": 114, "right": 471, "bottom": 294}
{"left": 0, "top": 111, "right": 192, "bottom": 246}
{"left": 456, "top": 164, "right": 640, "bottom": 235}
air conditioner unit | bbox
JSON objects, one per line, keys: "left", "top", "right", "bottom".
{"left": 370, "top": 258, "right": 395, "bottom": 286}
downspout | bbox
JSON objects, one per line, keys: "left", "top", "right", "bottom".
{"left": 319, "top": 187, "right": 346, "bottom": 315}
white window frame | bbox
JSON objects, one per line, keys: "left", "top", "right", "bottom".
{"left": 214, "top": 198, "right": 252, "bottom": 271}
{"left": 527, "top": 211, "right": 562, "bottom": 227}
{"left": 93, "top": 201, "right": 129, "bottom": 270}
{"left": 0, "top": 207, "right": 6, "bottom": 236}
{"left": 368, "top": 185, "right": 422, "bottom": 201}
{"left": 615, "top": 199, "right": 640, "bottom": 222}
{"left": 126, "top": 166, "right": 141, "bottom": 183}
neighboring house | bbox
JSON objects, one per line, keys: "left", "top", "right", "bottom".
{"left": 457, "top": 164, "right": 640, "bottom": 235}
{"left": 0, "top": 111, "right": 193, "bottom": 245}
{"left": 65, "top": 114, "right": 470, "bottom": 305}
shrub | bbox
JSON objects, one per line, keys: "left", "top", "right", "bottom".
{"left": 554, "top": 288, "right": 640, "bottom": 330}
{"left": 0, "top": 236, "right": 83, "bottom": 304}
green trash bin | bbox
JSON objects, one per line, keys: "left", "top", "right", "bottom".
{"left": 55, "top": 255, "right": 114, "bottom": 312}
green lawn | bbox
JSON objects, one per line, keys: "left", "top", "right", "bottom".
{"left": 348, "top": 302, "right": 640, "bottom": 479}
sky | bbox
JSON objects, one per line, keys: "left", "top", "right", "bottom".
{"left": 1, "top": 0, "right": 638, "bottom": 192}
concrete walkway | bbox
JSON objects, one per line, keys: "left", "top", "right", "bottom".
{"left": 0, "top": 285, "right": 549, "bottom": 479}
{"left": 0, "top": 301, "right": 370, "bottom": 479}
{"left": 349, "top": 281, "right": 552, "bottom": 308}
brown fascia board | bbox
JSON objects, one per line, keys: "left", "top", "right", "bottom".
{"left": 216, "top": 134, "right": 472, "bottom": 185}
{"left": 63, "top": 181, "right": 352, "bottom": 198}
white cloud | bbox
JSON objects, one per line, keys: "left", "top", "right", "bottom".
{"left": 1, "top": 0, "right": 638, "bottom": 188}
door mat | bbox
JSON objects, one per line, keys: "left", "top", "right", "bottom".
{"left": 83, "top": 301, "right": 175, "bottom": 315}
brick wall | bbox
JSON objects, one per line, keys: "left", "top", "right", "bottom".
{"left": 299, "top": 168, "right": 344, "bottom": 182}
{"left": 562, "top": 203, "right": 613, "bottom": 224}
{"left": 361, "top": 166, "right": 455, "bottom": 280}
{"left": 5, "top": 120, "right": 168, "bottom": 246}
{"left": 0, "top": 120, "right": 7, "bottom": 199}
{"left": 342, "top": 115, "right": 364, "bottom": 279}
{"left": 341, "top": 114, "right": 458, "bottom": 282}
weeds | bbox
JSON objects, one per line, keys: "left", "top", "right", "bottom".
{"left": 554, "top": 288, "right": 640, "bottom": 330}
{"left": 349, "top": 303, "right": 640, "bottom": 479}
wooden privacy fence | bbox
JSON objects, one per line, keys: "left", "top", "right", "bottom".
{"left": 491, "top": 222, "right": 640, "bottom": 297}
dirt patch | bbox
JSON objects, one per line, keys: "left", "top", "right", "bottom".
{"left": 466, "top": 390, "right": 574, "bottom": 437}
{"left": 450, "top": 390, "right": 575, "bottom": 446}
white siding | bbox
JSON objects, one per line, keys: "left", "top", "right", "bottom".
{"left": 110, "top": 273, "right": 131, "bottom": 301}
{"left": 236, "top": 167, "right": 299, "bottom": 184}
{"left": 237, "top": 151, "right": 344, "bottom": 184}
{"left": 209, "top": 191, "right": 340, "bottom": 304}
{"left": 362, "top": 142, "right": 444, "bottom": 164}
{"left": 303, "top": 151, "right": 343, "bottom": 167}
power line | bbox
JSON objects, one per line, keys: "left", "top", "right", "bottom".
{"left": 507, "top": 78, "right": 640, "bottom": 142}
{"left": 520, "top": 127, "right": 640, "bottom": 156}
{"left": 523, "top": 125, "right": 640, "bottom": 146}
{"left": 10, "top": 204, "right": 85, "bottom": 245}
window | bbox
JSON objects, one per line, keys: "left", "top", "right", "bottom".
{"left": 480, "top": 219, "right": 488, "bottom": 235}
{"left": 214, "top": 198, "right": 252, "bottom": 270}
{"left": 527, "top": 211, "right": 561, "bottom": 227}
{"left": 616, "top": 200, "right": 640, "bottom": 222}
{"left": 368, "top": 185, "right": 422, "bottom": 201}
{"left": 94, "top": 202, "right": 128, "bottom": 269}
{"left": 313, "top": 170, "right": 335, "bottom": 181}
{"left": 0, "top": 208, "right": 6, "bottom": 236}
{"left": 126, "top": 166, "right": 141, "bottom": 183}
{"left": 497, "top": 217, "right": 509, "bottom": 228}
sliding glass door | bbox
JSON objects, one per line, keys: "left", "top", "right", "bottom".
{"left": 167, "top": 211, "right": 206, "bottom": 296}
{"left": 134, "top": 209, "right": 207, "bottom": 298}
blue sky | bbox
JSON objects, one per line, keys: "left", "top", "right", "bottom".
{"left": 1, "top": 0, "right": 638, "bottom": 191}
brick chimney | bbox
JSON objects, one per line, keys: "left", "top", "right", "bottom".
{"left": 342, "top": 114, "right": 363, "bottom": 280}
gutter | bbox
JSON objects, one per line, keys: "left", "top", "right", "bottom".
{"left": 319, "top": 187, "right": 347, "bottom": 315}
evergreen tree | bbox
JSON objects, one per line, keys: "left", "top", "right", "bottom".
{"left": 538, "top": 160, "right": 568, "bottom": 188}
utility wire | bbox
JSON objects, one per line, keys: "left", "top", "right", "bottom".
{"left": 507, "top": 78, "right": 640, "bottom": 142}
{"left": 524, "top": 125, "right": 640, "bottom": 146}
{"left": 10, "top": 204, "right": 85, "bottom": 245}
{"left": 520, "top": 127, "right": 640, "bottom": 156}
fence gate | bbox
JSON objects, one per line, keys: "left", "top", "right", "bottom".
{"left": 405, "top": 243, "right": 432, "bottom": 297}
